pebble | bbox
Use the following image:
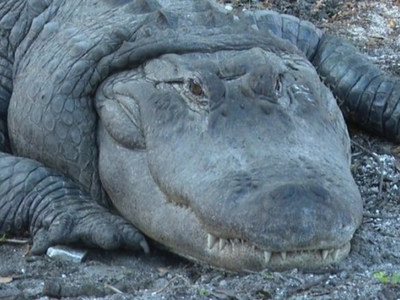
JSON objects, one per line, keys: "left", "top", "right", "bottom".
{"left": 225, "top": 4, "right": 233, "bottom": 11}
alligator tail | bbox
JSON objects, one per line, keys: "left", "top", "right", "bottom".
{"left": 313, "top": 35, "right": 400, "bottom": 141}
{"left": 239, "top": 10, "right": 323, "bottom": 61}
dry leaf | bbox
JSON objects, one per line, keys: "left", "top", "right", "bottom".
{"left": 157, "top": 267, "right": 169, "bottom": 274}
{"left": 395, "top": 158, "right": 400, "bottom": 172}
{"left": 0, "top": 277, "right": 13, "bottom": 283}
{"left": 388, "top": 18, "right": 397, "bottom": 29}
{"left": 392, "top": 145, "right": 400, "bottom": 154}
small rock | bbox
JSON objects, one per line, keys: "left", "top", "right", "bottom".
{"left": 23, "top": 284, "right": 44, "bottom": 299}
{"left": 219, "top": 279, "right": 228, "bottom": 287}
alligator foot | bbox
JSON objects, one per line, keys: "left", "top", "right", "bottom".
{"left": 30, "top": 208, "right": 149, "bottom": 255}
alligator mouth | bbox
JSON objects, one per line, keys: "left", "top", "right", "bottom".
{"left": 205, "top": 233, "right": 349, "bottom": 271}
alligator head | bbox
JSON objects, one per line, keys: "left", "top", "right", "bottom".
{"left": 95, "top": 47, "right": 362, "bottom": 272}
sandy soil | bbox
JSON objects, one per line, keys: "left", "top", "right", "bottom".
{"left": 1, "top": 1, "right": 400, "bottom": 299}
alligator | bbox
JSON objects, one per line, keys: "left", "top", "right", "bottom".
{"left": 0, "top": 0, "right": 398, "bottom": 272}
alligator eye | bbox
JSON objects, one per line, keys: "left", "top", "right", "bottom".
{"left": 189, "top": 79, "right": 204, "bottom": 96}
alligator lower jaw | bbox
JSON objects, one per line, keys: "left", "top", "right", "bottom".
{"left": 190, "top": 233, "right": 351, "bottom": 272}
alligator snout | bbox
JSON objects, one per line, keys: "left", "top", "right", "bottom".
{"left": 198, "top": 179, "right": 360, "bottom": 270}
{"left": 257, "top": 183, "right": 354, "bottom": 251}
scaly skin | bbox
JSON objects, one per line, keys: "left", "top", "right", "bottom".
{"left": 0, "top": 0, "right": 396, "bottom": 272}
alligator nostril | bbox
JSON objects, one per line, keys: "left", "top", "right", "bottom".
{"left": 273, "top": 185, "right": 295, "bottom": 200}
{"left": 309, "top": 185, "right": 329, "bottom": 198}
{"left": 269, "top": 184, "right": 329, "bottom": 202}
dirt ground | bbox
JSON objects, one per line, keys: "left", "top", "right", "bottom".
{"left": 1, "top": 1, "right": 400, "bottom": 299}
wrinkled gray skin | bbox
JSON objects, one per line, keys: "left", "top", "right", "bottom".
{"left": 1, "top": 0, "right": 384, "bottom": 272}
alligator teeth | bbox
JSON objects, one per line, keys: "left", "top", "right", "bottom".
{"left": 219, "top": 238, "right": 227, "bottom": 251}
{"left": 207, "top": 234, "right": 217, "bottom": 249}
{"left": 264, "top": 251, "right": 272, "bottom": 263}
{"left": 332, "top": 249, "right": 339, "bottom": 260}
{"left": 322, "top": 250, "right": 329, "bottom": 261}
{"left": 206, "top": 233, "right": 342, "bottom": 264}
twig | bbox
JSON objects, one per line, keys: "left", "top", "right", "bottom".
{"left": 104, "top": 283, "right": 123, "bottom": 294}
{"left": 302, "top": 268, "right": 343, "bottom": 276}
{"left": 363, "top": 212, "right": 397, "bottom": 219}
{"left": 152, "top": 275, "right": 191, "bottom": 295}
{"left": 0, "top": 238, "right": 29, "bottom": 244}
{"left": 288, "top": 274, "right": 330, "bottom": 296}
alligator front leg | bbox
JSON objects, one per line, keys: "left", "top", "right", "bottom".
{"left": 0, "top": 152, "right": 149, "bottom": 255}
